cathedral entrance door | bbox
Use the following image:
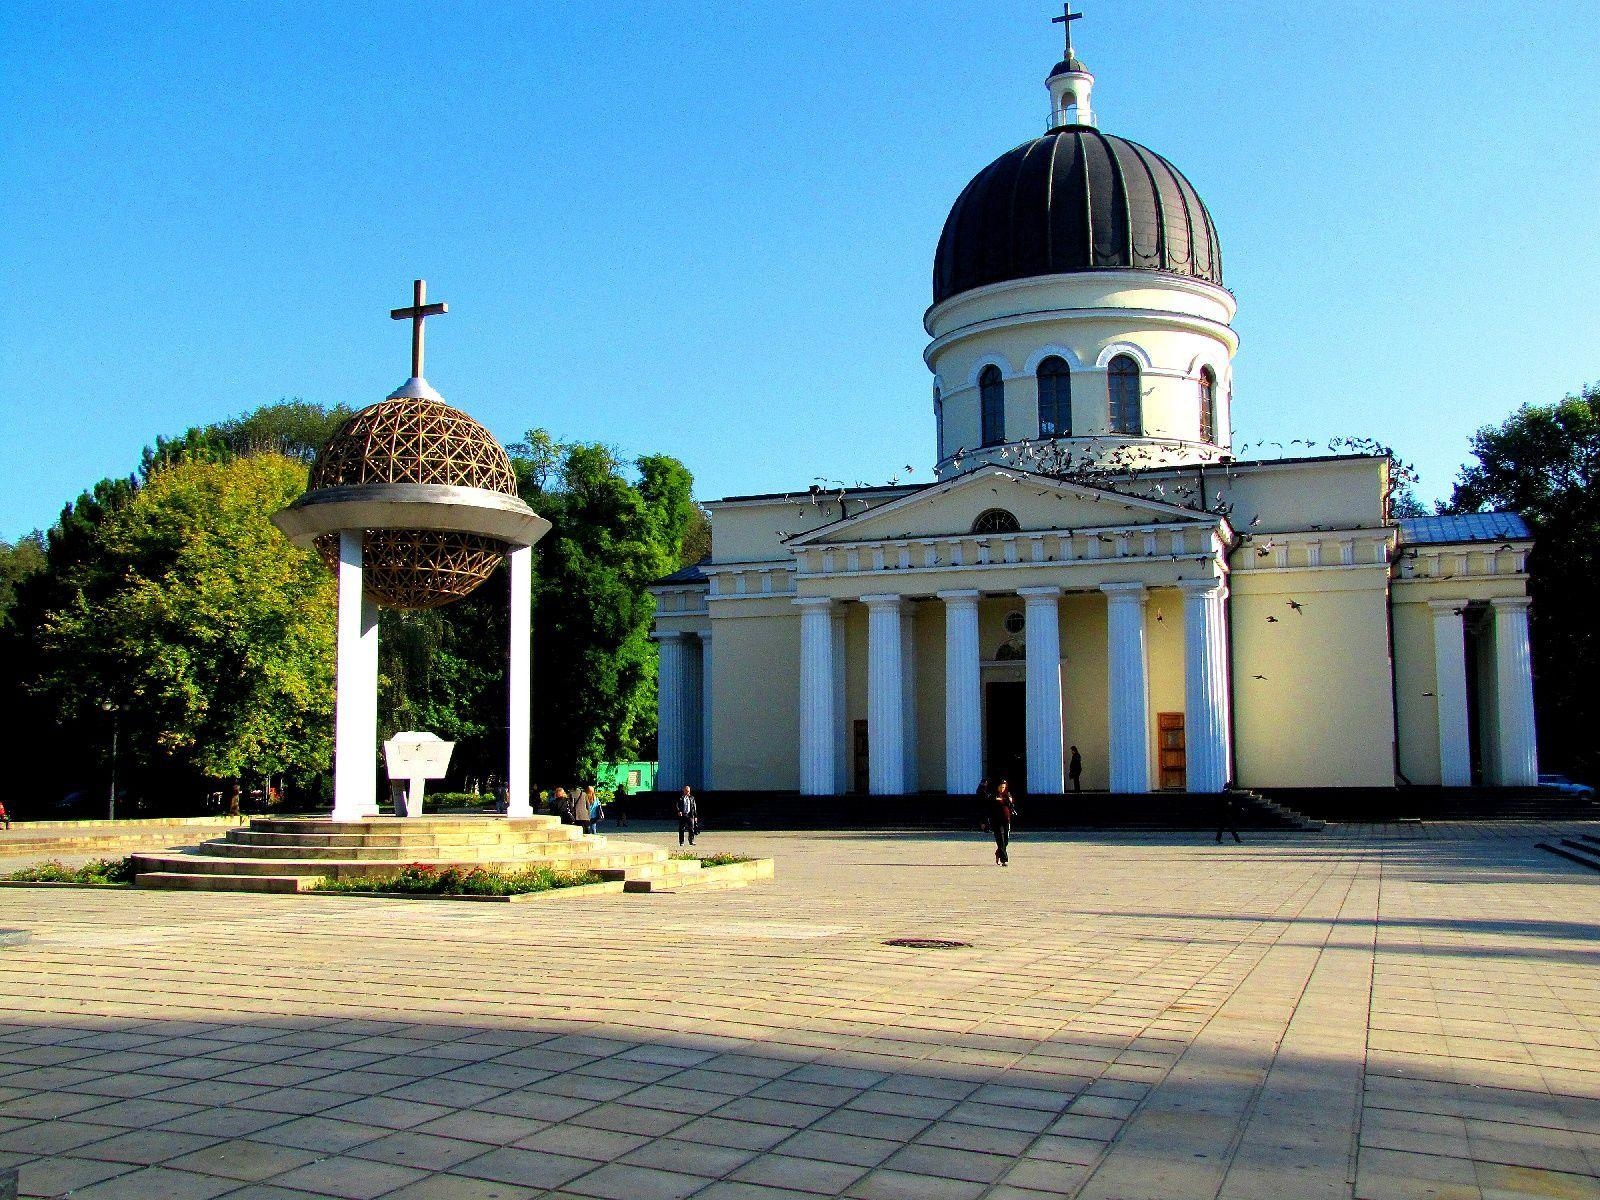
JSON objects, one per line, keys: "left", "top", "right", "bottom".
{"left": 985, "top": 681, "right": 1027, "bottom": 795}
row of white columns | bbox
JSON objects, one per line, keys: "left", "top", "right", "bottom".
{"left": 795, "top": 580, "right": 1232, "bottom": 797}
{"left": 332, "top": 533, "right": 535, "bottom": 820}
{"left": 655, "top": 631, "right": 714, "bottom": 793}
{"left": 1430, "top": 597, "right": 1538, "bottom": 787}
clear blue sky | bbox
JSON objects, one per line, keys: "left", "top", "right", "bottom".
{"left": 3, "top": 1, "right": 1597, "bottom": 540}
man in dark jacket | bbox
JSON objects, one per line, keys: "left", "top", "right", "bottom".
{"left": 676, "top": 786, "right": 699, "bottom": 847}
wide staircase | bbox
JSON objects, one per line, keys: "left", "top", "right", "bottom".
{"left": 1255, "top": 786, "right": 1600, "bottom": 824}
{"left": 131, "top": 815, "right": 752, "bottom": 895}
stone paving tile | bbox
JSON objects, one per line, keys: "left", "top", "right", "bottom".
{"left": 3, "top": 824, "right": 1599, "bottom": 1200}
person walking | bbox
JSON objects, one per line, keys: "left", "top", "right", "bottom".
{"left": 1215, "top": 791, "right": 1241, "bottom": 844}
{"left": 574, "top": 787, "right": 595, "bottom": 836}
{"left": 990, "top": 779, "right": 1016, "bottom": 866}
{"left": 551, "top": 787, "right": 570, "bottom": 822}
{"left": 676, "top": 786, "right": 699, "bottom": 847}
{"left": 973, "top": 777, "right": 992, "bottom": 831}
{"left": 1068, "top": 747, "right": 1082, "bottom": 793}
{"left": 226, "top": 782, "right": 242, "bottom": 824}
{"left": 0, "top": 798, "right": 10, "bottom": 830}
{"left": 613, "top": 779, "right": 630, "bottom": 827}
{"left": 586, "top": 785, "right": 604, "bottom": 828}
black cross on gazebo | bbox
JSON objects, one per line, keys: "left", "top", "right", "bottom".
{"left": 391, "top": 279, "right": 448, "bottom": 379}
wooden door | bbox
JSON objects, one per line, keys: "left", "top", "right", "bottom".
{"left": 1158, "top": 712, "right": 1187, "bottom": 790}
{"left": 852, "top": 720, "right": 870, "bottom": 795}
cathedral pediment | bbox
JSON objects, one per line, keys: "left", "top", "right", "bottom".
{"left": 788, "top": 466, "right": 1221, "bottom": 547}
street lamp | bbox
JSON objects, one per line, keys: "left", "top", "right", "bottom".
{"left": 100, "top": 700, "right": 118, "bottom": 822}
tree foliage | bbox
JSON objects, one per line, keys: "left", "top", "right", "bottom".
{"left": 32, "top": 454, "right": 336, "bottom": 782}
{"left": 509, "top": 434, "right": 695, "bottom": 783}
{"left": 1447, "top": 384, "right": 1600, "bottom": 782}
{"left": 0, "top": 533, "right": 46, "bottom": 626}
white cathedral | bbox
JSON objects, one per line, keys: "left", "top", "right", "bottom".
{"left": 649, "top": 21, "right": 1538, "bottom": 801}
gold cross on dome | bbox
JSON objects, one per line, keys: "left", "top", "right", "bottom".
{"left": 390, "top": 279, "right": 448, "bottom": 379}
{"left": 1053, "top": 2, "right": 1085, "bottom": 57}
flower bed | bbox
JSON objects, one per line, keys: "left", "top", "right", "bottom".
{"left": 311, "top": 863, "right": 602, "bottom": 897}
{"left": 669, "top": 852, "right": 756, "bottom": 868}
{"left": 3, "top": 858, "right": 135, "bottom": 885}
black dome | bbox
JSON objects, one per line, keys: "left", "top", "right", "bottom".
{"left": 933, "top": 127, "right": 1223, "bottom": 306}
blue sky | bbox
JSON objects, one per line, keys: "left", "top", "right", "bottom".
{"left": 3, "top": 1, "right": 1597, "bottom": 539}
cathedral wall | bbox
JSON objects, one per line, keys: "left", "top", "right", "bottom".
{"left": 709, "top": 491, "right": 915, "bottom": 565}
{"left": 1217, "top": 459, "right": 1388, "bottom": 535}
{"left": 1230, "top": 565, "right": 1396, "bottom": 788}
{"left": 1060, "top": 592, "right": 1111, "bottom": 792}
{"left": 912, "top": 600, "right": 946, "bottom": 791}
{"left": 707, "top": 607, "right": 800, "bottom": 791}
{"left": 1392, "top": 599, "right": 1443, "bottom": 786}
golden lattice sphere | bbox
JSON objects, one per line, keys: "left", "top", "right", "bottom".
{"left": 310, "top": 397, "right": 520, "bottom": 610}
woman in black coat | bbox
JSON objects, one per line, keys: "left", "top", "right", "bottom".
{"left": 990, "top": 780, "right": 1016, "bottom": 867}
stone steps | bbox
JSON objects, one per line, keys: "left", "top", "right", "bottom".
{"left": 136, "top": 872, "right": 323, "bottom": 893}
{"left": 126, "top": 816, "right": 771, "bottom": 897}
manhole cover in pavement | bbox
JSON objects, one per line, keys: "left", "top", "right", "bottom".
{"left": 883, "top": 937, "right": 971, "bottom": 950}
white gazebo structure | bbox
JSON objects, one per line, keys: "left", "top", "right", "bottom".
{"left": 273, "top": 281, "right": 550, "bottom": 820}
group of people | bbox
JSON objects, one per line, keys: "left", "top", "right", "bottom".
{"left": 550, "top": 785, "right": 620, "bottom": 835}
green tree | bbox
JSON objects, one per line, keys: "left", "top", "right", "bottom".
{"left": 508, "top": 434, "right": 695, "bottom": 782}
{"left": 1447, "top": 384, "right": 1600, "bottom": 783}
{"left": 33, "top": 453, "right": 336, "bottom": 786}
{"left": 0, "top": 533, "right": 46, "bottom": 625}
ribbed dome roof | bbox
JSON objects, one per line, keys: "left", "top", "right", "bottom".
{"left": 933, "top": 127, "right": 1223, "bottom": 305}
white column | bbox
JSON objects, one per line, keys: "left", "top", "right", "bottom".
{"left": 506, "top": 544, "right": 533, "bottom": 817}
{"left": 699, "top": 632, "right": 714, "bottom": 791}
{"left": 1020, "top": 586, "right": 1064, "bottom": 794}
{"left": 940, "top": 590, "right": 982, "bottom": 795}
{"left": 1182, "top": 579, "right": 1229, "bottom": 793}
{"left": 682, "top": 638, "right": 703, "bottom": 789}
{"left": 831, "top": 609, "right": 849, "bottom": 793}
{"left": 900, "top": 607, "right": 919, "bottom": 794}
{"left": 1492, "top": 597, "right": 1538, "bottom": 786}
{"left": 797, "top": 598, "right": 836, "bottom": 795}
{"left": 655, "top": 633, "right": 690, "bottom": 792}
{"left": 1103, "top": 582, "right": 1151, "bottom": 794}
{"left": 1429, "top": 599, "right": 1472, "bottom": 787}
{"left": 1208, "top": 583, "right": 1233, "bottom": 785}
{"left": 864, "top": 594, "right": 906, "bottom": 795}
{"left": 333, "top": 530, "right": 380, "bottom": 820}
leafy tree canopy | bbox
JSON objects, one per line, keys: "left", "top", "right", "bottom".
{"left": 33, "top": 453, "right": 336, "bottom": 782}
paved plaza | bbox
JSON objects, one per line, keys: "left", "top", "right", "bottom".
{"left": 1, "top": 823, "right": 1598, "bottom": 1199}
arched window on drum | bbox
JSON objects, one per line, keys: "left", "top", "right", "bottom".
{"left": 1108, "top": 355, "right": 1142, "bottom": 435}
{"left": 1036, "top": 356, "right": 1071, "bottom": 439}
{"left": 1199, "top": 367, "right": 1217, "bottom": 444}
{"left": 979, "top": 365, "right": 1005, "bottom": 447}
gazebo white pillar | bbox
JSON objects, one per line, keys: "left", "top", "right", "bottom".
{"left": 797, "top": 598, "right": 836, "bottom": 796}
{"left": 333, "top": 531, "right": 380, "bottom": 820}
{"left": 1103, "top": 583, "right": 1152, "bottom": 793}
{"left": 940, "top": 590, "right": 982, "bottom": 795}
{"left": 506, "top": 544, "right": 533, "bottom": 817}
{"left": 864, "top": 594, "right": 906, "bottom": 795}
{"left": 1429, "top": 600, "right": 1472, "bottom": 788}
{"left": 1020, "top": 586, "right": 1064, "bottom": 794}
{"left": 1181, "top": 579, "right": 1229, "bottom": 793}
{"left": 1492, "top": 597, "right": 1538, "bottom": 786}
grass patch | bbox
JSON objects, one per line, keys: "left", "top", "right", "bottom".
{"left": 669, "top": 852, "right": 756, "bottom": 867}
{"left": 4, "top": 857, "right": 136, "bottom": 885}
{"left": 312, "top": 863, "right": 602, "bottom": 896}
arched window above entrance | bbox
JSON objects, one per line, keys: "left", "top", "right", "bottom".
{"left": 972, "top": 508, "right": 1021, "bottom": 535}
